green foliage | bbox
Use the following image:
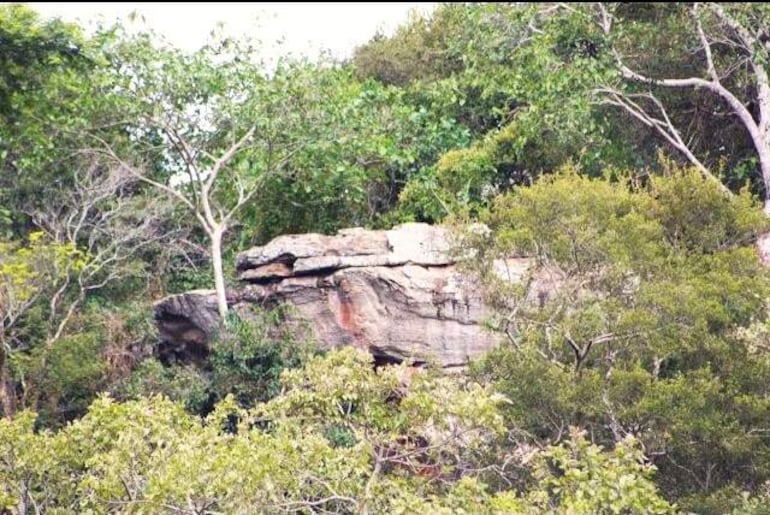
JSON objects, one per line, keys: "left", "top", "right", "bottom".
{"left": 651, "top": 162, "right": 769, "bottom": 253}
{"left": 367, "top": 2, "right": 770, "bottom": 227}
{"left": 0, "top": 4, "right": 189, "bottom": 419}
{"left": 32, "top": 331, "right": 106, "bottom": 426}
{"left": 396, "top": 123, "right": 539, "bottom": 223}
{"left": 367, "top": 3, "right": 642, "bottom": 225}
{"left": 728, "top": 490, "right": 770, "bottom": 515}
{"left": 211, "top": 306, "right": 317, "bottom": 406}
{"left": 0, "top": 4, "right": 90, "bottom": 121}
{"left": 117, "top": 306, "right": 316, "bottom": 415}
{"left": 0, "top": 232, "right": 89, "bottom": 416}
{"left": 4, "top": 3, "right": 770, "bottom": 511}
{"left": 0, "top": 231, "right": 84, "bottom": 306}
{"left": 351, "top": 6, "right": 467, "bottom": 87}
{"left": 608, "top": 3, "right": 767, "bottom": 195}
{"left": 9, "top": 300, "right": 159, "bottom": 428}
{"left": 114, "top": 359, "right": 212, "bottom": 414}
{"left": 0, "top": 348, "right": 671, "bottom": 513}
{"left": 162, "top": 256, "right": 212, "bottom": 294}
{"left": 526, "top": 429, "right": 675, "bottom": 514}
{"left": 470, "top": 166, "right": 770, "bottom": 507}
{"left": 0, "top": 5, "right": 133, "bottom": 231}
{"left": 0, "top": 411, "right": 82, "bottom": 511}
{"left": 237, "top": 65, "right": 469, "bottom": 243}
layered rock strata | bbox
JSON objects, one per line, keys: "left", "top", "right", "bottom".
{"left": 154, "top": 223, "right": 536, "bottom": 368}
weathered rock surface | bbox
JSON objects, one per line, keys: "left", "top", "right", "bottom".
{"left": 154, "top": 223, "right": 535, "bottom": 368}
{"left": 236, "top": 224, "right": 455, "bottom": 279}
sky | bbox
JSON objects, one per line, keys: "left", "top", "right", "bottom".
{"left": 25, "top": 2, "right": 437, "bottom": 61}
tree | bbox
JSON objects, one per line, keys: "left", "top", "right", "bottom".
{"left": 96, "top": 32, "right": 303, "bottom": 318}
{"left": 0, "top": 3, "right": 102, "bottom": 231}
{"left": 351, "top": 5, "right": 464, "bottom": 87}
{"left": 365, "top": 3, "right": 770, "bottom": 231}
{"left": 586, "top": 2, "right": 770, "bottom": 264}
{"left": 97, "top": 31, "right": 470, "bottom": 316}
{"left": 26, "top": 159, "right": 173, "bottom": 345}
{"left": 595, "top": 3, "right": 770, "bottom": 209}
{"left": 0, "top": 7, "right": 214, "bottom": 427}
{"left": 0, "top": 4, "right": 91, "bottom": 124}
{"left": 367, "top": 3, "right": 644, "bottom": 223}
{"left": 235, "top": 65, "right": 470, "bottom": 243}
{"left": 114, "top": 306, "right": 317, "bottom": 415}
{"left": 467, "top": 167, "right": 770, "bottom": 509}
{"left": 0, "top": 232, "right": 84, "bottom": 416}
{"left": 523, "top": 428, "right": 674, "bottom": 514}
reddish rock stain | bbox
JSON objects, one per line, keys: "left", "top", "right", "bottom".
{"left": 336, "top": 286, "right": 363, "bottom": 339}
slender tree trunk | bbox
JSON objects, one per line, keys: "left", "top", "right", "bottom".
{"left": 0, "top": 301, "right": 14, "bottom": 418}
{"left": 0, "top": 346, "right": 15, "bottom": 419}
{"left": 211, "top": 227, "right": 229, "bottom": 319}
{"left": 758, "top": 193, "right": 770, "bottom": 266}
{"left": 755, "top": 138, "right": 770, "bottom": 264}
{"left": 759, "top": 145, "right": 770, "bottom": 212}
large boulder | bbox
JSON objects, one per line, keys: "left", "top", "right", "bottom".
{"left": 154, "top": 223, "right": 535, "bottom": 368}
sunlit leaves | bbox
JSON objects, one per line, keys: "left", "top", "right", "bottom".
{"left": 0, "top": 231, "right": 85, "bottom": 315}
{"left": 0, "top": 347, "right": 675, "bottom": 512}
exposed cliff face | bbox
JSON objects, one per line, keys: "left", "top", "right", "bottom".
{"left": 154, "top": 223, "right": 534, "bottom": 368}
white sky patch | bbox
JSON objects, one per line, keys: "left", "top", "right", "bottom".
{"left": 23, "top": 2, "right": 437, "bottom": 61}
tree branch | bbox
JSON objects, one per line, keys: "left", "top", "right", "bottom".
{"left": 693, "top": 4, "right": 720, "bottom": 83}
{"left": 594, "top": 87, "right": 731, "bottom": 193}
{"left": 707, "top": 3, "right": 770, "bottom": 136}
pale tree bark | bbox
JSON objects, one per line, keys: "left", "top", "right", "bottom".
{"left": 94, "top": 128, "right": 253, "bottom": 319}
{"left": 210, "top": 227, "right": 227, "bottom": 319}
{"left": 593, "top": 87, "right": 731, "bottom": 194}
{"left": 149, "top": 124, "right": 257, "bottom": 320}
{"left": 0, "top": 300, "right": 15, "bottom": 417}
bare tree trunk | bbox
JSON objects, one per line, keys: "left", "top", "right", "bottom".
{"left": 753, "top": 122, "right": 770, "bottom": 264}
{"left": 759, "top": 149, "right": 770, "bottom": 213}
{"left": 0, "top": 347, "right": 15, "bottom": 419}
{"left": 0, "top": 301, "right": 14, "bottom": 418}
{"left": 758, "top": 198, "right": 770, "bottom": 265}
{"left": 211, "top": 227, "right": 228, "bottom": 319}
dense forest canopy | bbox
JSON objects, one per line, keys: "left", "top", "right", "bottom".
{"left": 2, "top": 3, "right": 770, "bottom": 512}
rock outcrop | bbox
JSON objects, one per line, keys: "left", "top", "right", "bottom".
{"left": 154, "top": 223, "right": 535, "bottom": 368}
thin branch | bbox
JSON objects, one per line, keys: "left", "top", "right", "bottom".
{"left": 222, "top": 142, "right": 303, "bottom": 224}
{"left": 595, "top": 2, "right": 613, "bottom": 34}
{"left": 88, "top": 138, "right": 197, "bottom": 214}
{"left": 595, "top": 88, "right": 730, "bottom": 193}
{"left": 203, "top": 126, "right": 256, "bottom": 198}
{"left": 693, "top": 4, "right": 720, "bottom": 83}
{"left": 617, "top": 58, "right": 763, "bottom": 155}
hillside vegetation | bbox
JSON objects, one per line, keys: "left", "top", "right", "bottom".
{"left": 2, "top": 3, "right": 770, "bottom": 512}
